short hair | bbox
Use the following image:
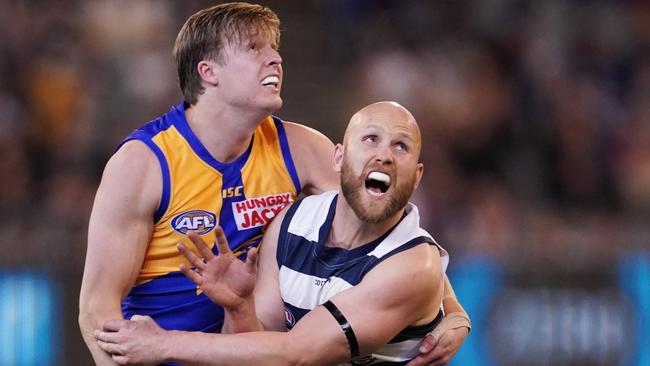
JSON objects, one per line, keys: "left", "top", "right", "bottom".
{"left": 173, "top": 2, "right": 280, "bottom": 105}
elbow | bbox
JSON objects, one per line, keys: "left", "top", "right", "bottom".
{"left": 271, "top": 336, "right": 307, "bottom": 366}
{"left": 281, "top": 336, "right": 332, "bottom": 366}
{"left": 78, "top": 303, "right": 96, "bottom": 336}
{"left": 78, "top": 291, "right": 95, "bottom": 327}
{"left": 78, "top": 294, "right": 121, "bottom": 335}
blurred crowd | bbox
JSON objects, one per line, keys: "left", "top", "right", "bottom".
{"left": 327, "top": 0, "right": 650, "bottom": 276}
{"left": 1, "top": 0, "right": 649, "bottom": 294}
{"left": 1, "top": 0, "right": 649, "bottom": 363}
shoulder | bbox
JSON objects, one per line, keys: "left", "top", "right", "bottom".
{"left": 282, "top": 121, "right": 335, "bottom": 159}
{"left": 282, "top": 121, "right": 331, "bottom": 141}
{"left": 99, "top": 140, "right": 162, "bottom": 209}
{"left": 383, "top": 243, "right": 441, "bottom": 274}
{"left": 106, "top": 140, "right": 160, "bottom": 180}
{"left": 281, "top": 121, "right": 338, "bottom": 195}
{"left": 365, "top": 242, "right": 442, "bottom": 294}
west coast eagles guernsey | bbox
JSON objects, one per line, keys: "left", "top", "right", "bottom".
{"left": 277, "top": 190, "right": 449, "bottom": 365}
{"left": 120, "top": 102, "right": 301, "bottom": 337}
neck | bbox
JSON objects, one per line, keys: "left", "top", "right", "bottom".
{"left": 185, "top": 98, "right": 273, "bottom": 163}
{"left": 327, "top": 193, "right": 405, "bottom": 250}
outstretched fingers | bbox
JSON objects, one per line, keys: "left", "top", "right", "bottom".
{"left": 212, "top": 226, "right": 233, "bottom": 257}
{"left": 187, "top": 230, "right": 217, "bottom": 260}
{"left": 179, "top": 261, "right": 202, "bottom": 285}
{"left": 177, "top": 242, "right": 206, "bottom": 271}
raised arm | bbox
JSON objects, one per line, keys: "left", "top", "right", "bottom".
{"left": 284, "top": 122, "right": 339, "bottom": 195}
{"left": 79, "top": 141, "right": 160, "bottom": 365}
{"left": 95, "top": 243, "right": 443, "bottom": 366}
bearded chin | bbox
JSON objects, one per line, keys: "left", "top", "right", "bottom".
{"left": 340, "top": 159, "right": 414, "bottom": 224}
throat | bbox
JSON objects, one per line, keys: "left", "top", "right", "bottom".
{"left": 185, "top": 103, "right": 261, "bottom": 163}
{"left": 203, "top": 136, "right": 252, "bottom": 163}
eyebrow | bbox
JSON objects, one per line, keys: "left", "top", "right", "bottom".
{"left": 362, "top": 124, "right": 415, "bottom": 141}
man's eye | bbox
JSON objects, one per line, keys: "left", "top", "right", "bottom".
{"left": 363, "top": 135, "right": 377, "bottom": 143}
{"left": 395, "top": 142, "right": 408, "bottom": 151}
{"left": 249, "top": 43, "right": 257, "bottom": 50}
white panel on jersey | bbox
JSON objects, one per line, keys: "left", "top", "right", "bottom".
{"left": 279, "top": 266, "right": 353, "bottom": 309}
{"left": 287, "top": 190, "right": 338, "bottom": 242}
{"left": 371, "top": 338, "right": 423, "bottom": 362}
{"left": 368, "top": 202, "right": 449, "bottom": 274}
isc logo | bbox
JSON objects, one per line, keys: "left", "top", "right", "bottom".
{"left": 222, "top": 186, "right": 243, "bottom": 198}
{"left": 170, "top": 210, "right": 217, "bottom": 235}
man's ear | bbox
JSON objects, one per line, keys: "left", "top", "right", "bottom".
{"left": 413, "top": 162, "right": 424, "bottom": 190}
{"left": 332, "top": 143, "right": 344, "bottom": 173}
{"left": 197, "top": 60, "right": 219, "bottom": 86}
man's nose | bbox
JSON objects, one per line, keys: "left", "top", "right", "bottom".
{"left": 374, "top": 144, "right": 394, "bottom": 164}
{"left": 265, "top": 47, "right": 282, "bottom": 66}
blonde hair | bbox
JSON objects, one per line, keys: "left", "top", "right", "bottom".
{"left": 173, "top": 2, "right": 280, "bottom": 104}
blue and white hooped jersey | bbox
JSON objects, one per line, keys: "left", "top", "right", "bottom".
{"left": 276, "top": 190, "right": 449, "bottom": 365}
{"left": 118, "top": 101, "right": 301, "bottom": 354}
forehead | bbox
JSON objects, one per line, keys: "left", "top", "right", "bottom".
{"left": 223, "top": 24, "right": 279, "bottom": 48}
{"left": 349, "top": 108, "right": 419, "bottom": 139}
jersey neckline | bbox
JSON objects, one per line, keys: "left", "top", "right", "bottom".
{"left": 169, "top": 101, "right": 256, "bottom": 173}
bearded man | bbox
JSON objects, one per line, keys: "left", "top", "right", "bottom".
{"left": 95, "top": 101, "right": 470, "bottom": 366}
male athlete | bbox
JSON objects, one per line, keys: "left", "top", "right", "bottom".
{"left": 95, "top": 101, "right": 469, "bottom": 365}
{"left": 79, "top": 3, "right": 469, "bottom": 365}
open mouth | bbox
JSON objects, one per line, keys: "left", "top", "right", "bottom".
{"left": 365, "top": 171, "right": 391, "bottom": 196}
{"left": 261, "top": 75, "right": 280, "bottom": 88}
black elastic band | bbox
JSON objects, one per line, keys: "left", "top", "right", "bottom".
{"left": 323, "top": 300, "right": 359, "bottom": 358}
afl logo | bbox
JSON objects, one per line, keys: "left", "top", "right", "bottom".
{"left": 170, "top": 210, "right": 217, "bottom": 235}
{"left": 284, "top": 308, "right": 296, "bottom": 328}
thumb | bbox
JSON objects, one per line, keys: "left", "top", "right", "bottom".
{"left": 245, "top": 247, "right": 259, "bottom": 273}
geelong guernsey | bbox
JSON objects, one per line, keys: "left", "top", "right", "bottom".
{"left": 119, "top": 102, "right": 301, "bottom": 339}
{"left": 277, "top": 190, "right": 449, "bottom": 365}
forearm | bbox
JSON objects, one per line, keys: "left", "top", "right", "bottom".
{"left": 221, "top": 297, "right": 264, "bottom": 333}
{"left": 163, "top": 330, "right": 304, "bottom": 366}
{"left": 440, "top": 275, "right": 471, "bottom": 332}
{"left": 442, "top": 275, "right": 466, "bottom": 315}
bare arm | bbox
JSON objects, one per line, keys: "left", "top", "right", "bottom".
{"left": 441, "top": 275, "right": 466, "bottom": 315}
{"left": 79, "top": 141, "right": 159, "bottom": 365}
{"left": 251, "top": 204, "right": 289, "bottom": 331}
{"left": 406, "top": 275, "right": 471, "bottom": 366}
{"left": 284, "top": 122, "right": 339, "bottom": 195}
{"left": 96, "top": 243, "right": 443, "bottom": 366}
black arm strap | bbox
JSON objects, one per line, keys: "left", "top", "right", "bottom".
{"left": 323, "top": 300, "right": 359, "bottom": 358}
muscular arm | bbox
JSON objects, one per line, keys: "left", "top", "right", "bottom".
{"left": 79, "top": 141, "right": 160, "bottom": 365}
{"left": 97, "top": 243, "right": 443, "bottom": 366}
{"left": 284, "top": 122, "right": 339, "bottom": 195}
{"left": 175, "top": 243, "right": 442, "bottom": 365}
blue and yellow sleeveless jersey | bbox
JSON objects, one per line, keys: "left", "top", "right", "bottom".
{"left": 119, "top": 101, "right": 301, "bottom": 334}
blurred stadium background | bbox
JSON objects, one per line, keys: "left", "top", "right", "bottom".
{"left": 0, "top": 0, "right": 648, "bottom": 365}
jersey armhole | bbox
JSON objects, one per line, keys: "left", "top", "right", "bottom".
{"left": 117, "top": 135, "right": 171, "bottom": 224}
{"left": 272, "top": 117, "right": 302, "bottom": 195}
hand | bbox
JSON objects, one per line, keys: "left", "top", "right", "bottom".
{"left": 95, "top": 315, "right": 167, "bottom": 365}
{"left": 178, "top": 227, "right": 258, "bottom": 309}
{"left": 405, "top": 324, "right": 469, "bottom": 366}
